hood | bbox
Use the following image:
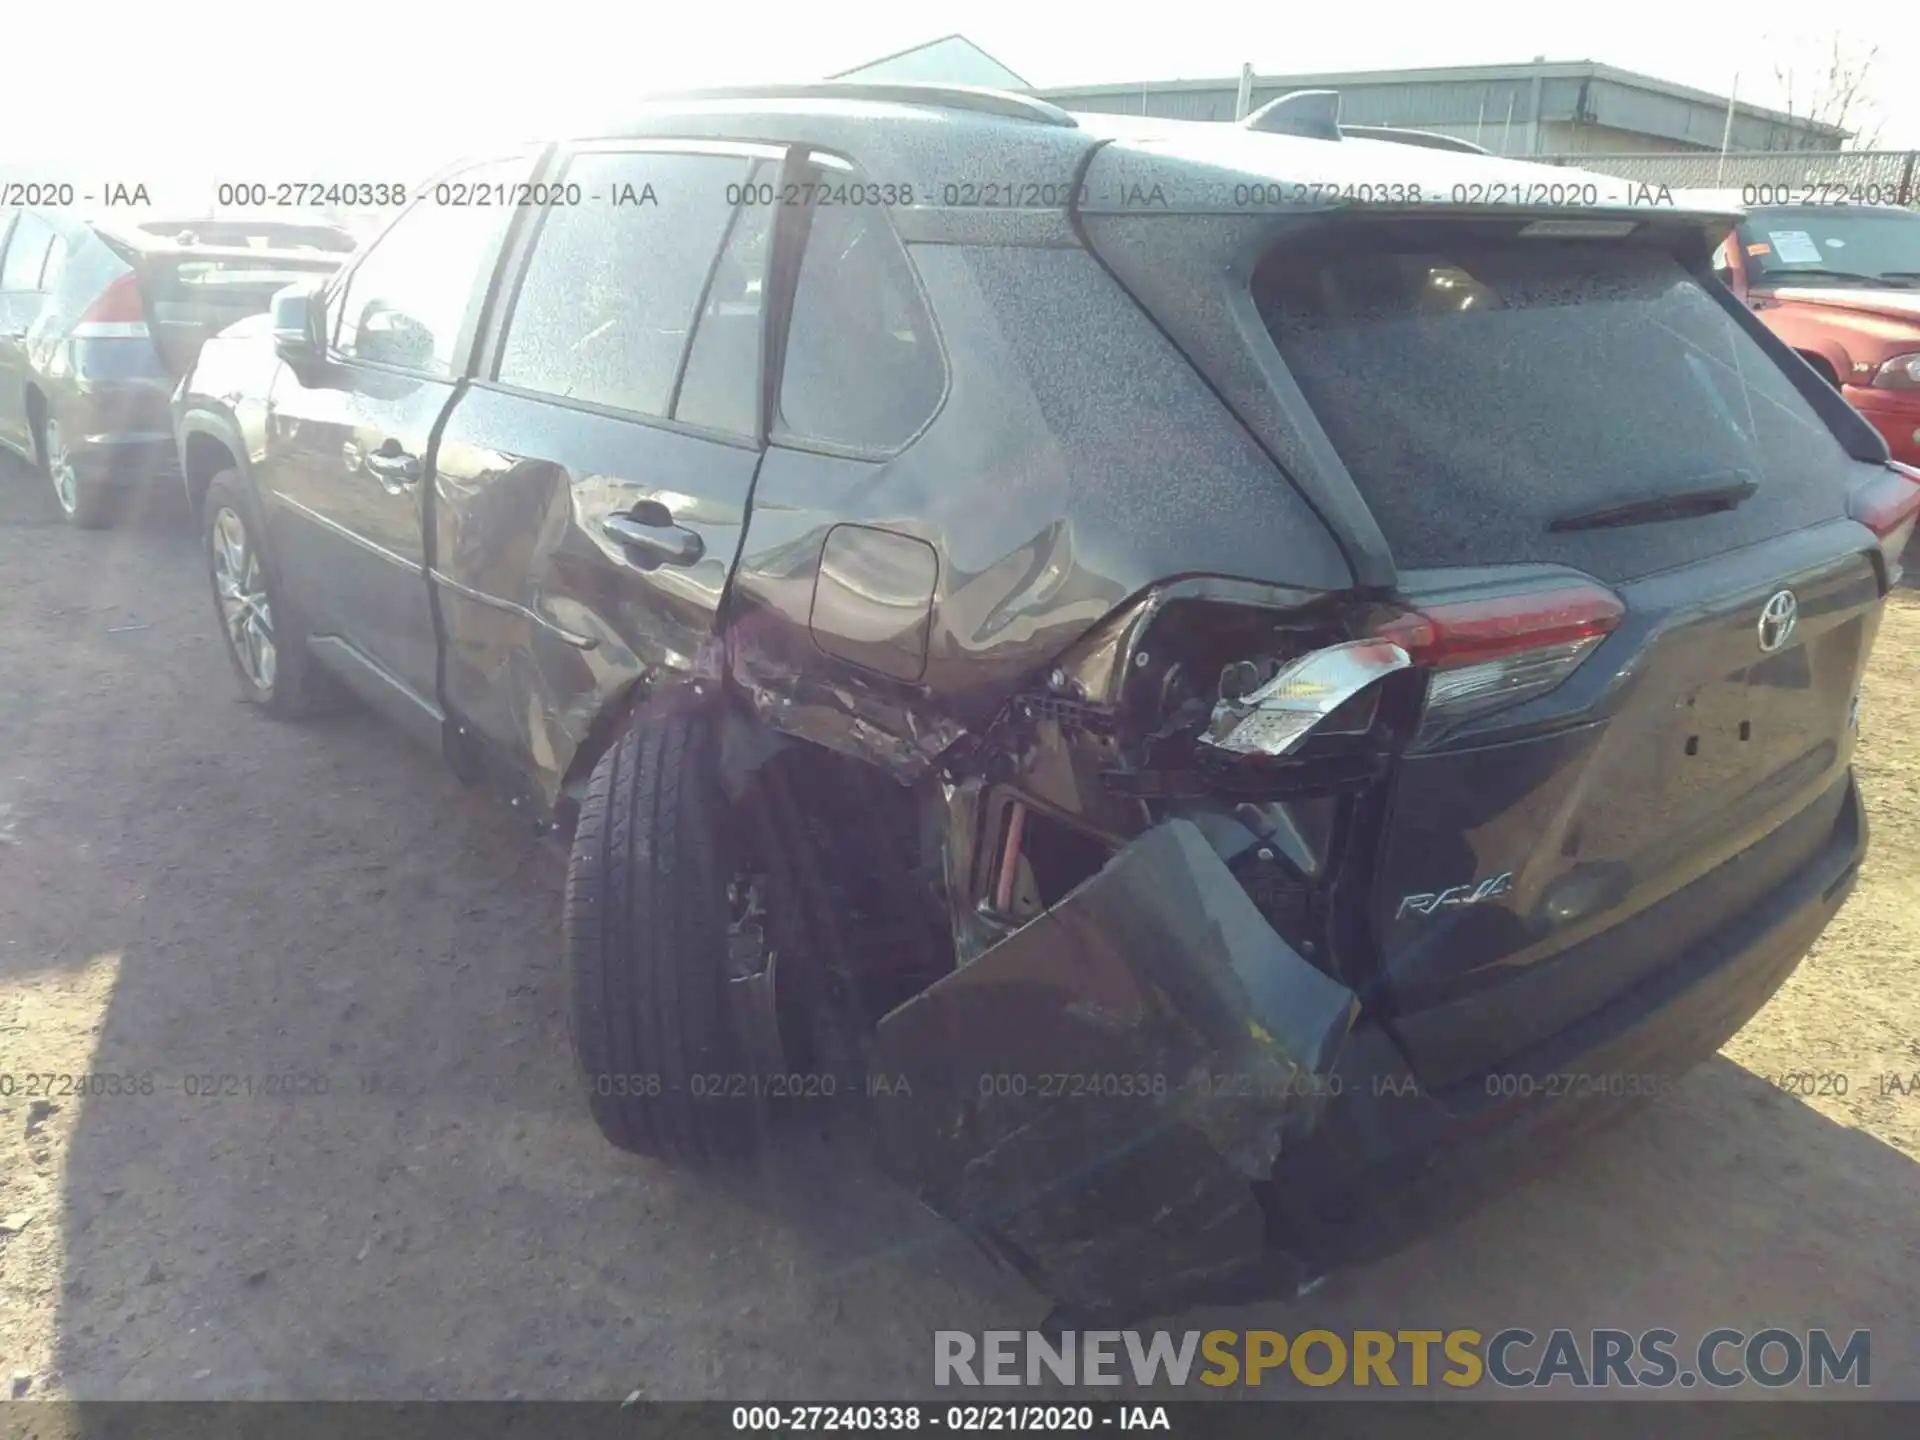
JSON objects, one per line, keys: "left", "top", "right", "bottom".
{"left": 1766, "top": 286, "right": 1920, "bottom": 327}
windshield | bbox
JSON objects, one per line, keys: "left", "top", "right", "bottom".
{"left": 1737, "top": 205, "right": 1920, "bottom": 287}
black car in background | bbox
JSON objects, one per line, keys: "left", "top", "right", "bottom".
{"left": 0, "top": 209, "right": 349, "bottom": 525}
{"left": 170, "top": 83, "right": 1917, "bottom": 1324}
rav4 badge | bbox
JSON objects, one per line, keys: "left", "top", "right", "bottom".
{"left": 1397, "top": 872, "right": 1515, "bottom": 921}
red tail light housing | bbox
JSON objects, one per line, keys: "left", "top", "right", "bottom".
{"left": 1853, "top": 462, "right": 1920, "bottom": 579}
{"left": 1374, "top": 581, "right": 1625, "bottom": 743}
{"left": 72, "top": 273, "right": 148, "bottom": 337}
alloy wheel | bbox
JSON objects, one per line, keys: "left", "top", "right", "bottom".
{"left": 212, "top": 507, "right": 277, "bottom": 693}
{"left": 44, "top": 419, "right": 78, "bottom": 517}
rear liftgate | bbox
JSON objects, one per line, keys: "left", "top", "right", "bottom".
{"left": 868, "top": 625, "right": 1415, "bottom": 1321}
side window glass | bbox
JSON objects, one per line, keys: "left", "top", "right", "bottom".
{"left": 496, "top": 151, "right": 746, "bottom": 418}
{"left": 775, "top": 182, "right": 943, "bottom": 452}
{"left": 673, "top": 160, "right": 776, "bottom": 436}
{"left": 1, "top": 214, "right": 55, "bottom": 292}
{"left": 334, "top": 157, "right": 527, "bottom": 377}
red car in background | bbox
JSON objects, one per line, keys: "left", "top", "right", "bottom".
{"left": 1711, "top": 203, "right": 1920, "bottom": 466}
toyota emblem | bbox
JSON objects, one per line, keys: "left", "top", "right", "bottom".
{"left": 1757, "top": 590, "right": 1798, "bottom": 654}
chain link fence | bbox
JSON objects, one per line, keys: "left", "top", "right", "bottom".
{"left": 1537, "top": 150, "right": 1918, "bottom": 205}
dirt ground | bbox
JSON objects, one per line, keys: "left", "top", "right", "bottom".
{"left": 1, "top": 457, "right": 1916, "bottom": 1405}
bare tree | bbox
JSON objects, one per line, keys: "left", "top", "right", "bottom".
{"left": 1772, "top": 34, "right": 1883, "bottom": 150}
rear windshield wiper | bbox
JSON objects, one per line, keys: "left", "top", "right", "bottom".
{"left": 1549, "top": 475, "right": 1758, "bottom": 533}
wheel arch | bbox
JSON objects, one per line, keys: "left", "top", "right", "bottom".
{"left": 1794, "top": 348, "right": 1843, "bottom": 389}
{"left": 177, "top": 410, "right": 251, "bottom": 515}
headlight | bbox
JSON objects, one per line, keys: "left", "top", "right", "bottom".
{"left": 1871, "top": 353, "right": 1920, "bottom": 390}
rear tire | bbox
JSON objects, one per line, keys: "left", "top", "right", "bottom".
{"left": 203, "top": 470, "right": 335, "bottom": 719}
{"left": 40, "top": 414, "right": 118, "bottom": 528}
{"left": 563, "top": 700, "right": 757, "bottom": 1163}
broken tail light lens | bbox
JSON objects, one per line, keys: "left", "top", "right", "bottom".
{"left": 1202, "top": 637, "right": 1413, "bottom": 758}
{"left": 1854, "top": 462, "right": 1920, "bottom": 579}
{"left": 1374, "top": 582, "right": 1625, "bottom": 742}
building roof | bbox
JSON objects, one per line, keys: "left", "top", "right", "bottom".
{"left": 828, "top": 34, "right": 1029, "bottom": 90}
{"left": 1034, "top": 60, "right": 1848, "bottom": 142}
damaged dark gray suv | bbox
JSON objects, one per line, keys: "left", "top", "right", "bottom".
{"left": 172, "top": 83, "right": 1920, "bottom": 1324}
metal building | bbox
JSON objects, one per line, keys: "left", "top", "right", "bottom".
{"left": 830, "top": 35, "right": 1031, "bottom": 91}
{"left": 829, "top": 39, "right": 1849, "bottom": 158}
{"left": 1032, "top": 61, "right": 1848, "bottom": 156}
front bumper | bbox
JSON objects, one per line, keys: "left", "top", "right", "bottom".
{"left": 869, "top": 777, "right": 1866, "bottom": 1322}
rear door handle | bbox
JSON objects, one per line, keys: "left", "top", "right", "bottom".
{"left": 601, "top": 509, "right": 704, "bottom": 568}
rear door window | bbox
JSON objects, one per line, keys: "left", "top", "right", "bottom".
{"left": 1256, "top": 232, "right": 1860, "bottom": 581}
{"left": 495, "top": 150, "right": 747, "bottom": 420}
{"left": 774, "top": 171, "right": 943, "bottom": 453}
{"left": 1, "top": 213, "right": 56, "bottom": 291}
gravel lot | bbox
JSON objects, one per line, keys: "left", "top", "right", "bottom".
{"left": 2, "top": 458, "right": 1917, "bottom": 1404}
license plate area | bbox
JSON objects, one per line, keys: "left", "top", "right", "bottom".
{"left": 1672, "top": 641, "right": 1820, "bottom": 798}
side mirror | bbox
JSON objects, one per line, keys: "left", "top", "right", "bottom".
{"left": 271, "top": 282, "right": 330, "bottom": 385}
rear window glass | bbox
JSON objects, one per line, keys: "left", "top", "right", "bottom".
{"left": 1256, "top": 234, "right": 1855, "bottom": 581}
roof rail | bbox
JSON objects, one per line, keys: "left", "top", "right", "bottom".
{"left": 1244, "top": 90, "right": 1342, "bottom": 141}
{"left": 1340, "top": 124, "right": 1490, "bottom": 156}
{"left": 641, "top": 81, "right": 1079, "bottom": 129}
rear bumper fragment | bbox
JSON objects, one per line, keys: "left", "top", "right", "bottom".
{"left": 871, "top": 775, "right": 1865, "bottom": 1320}
{"left": 869, "top": 818, "right": 1357, "bottom": 1321}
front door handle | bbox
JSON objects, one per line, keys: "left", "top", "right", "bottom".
{"left": 601, "top": 509, "right": 704, "bottom": 568}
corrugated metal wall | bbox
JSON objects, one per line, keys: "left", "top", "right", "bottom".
{"left": 1037, "top": 70, "right": 1842, "bottom": 156}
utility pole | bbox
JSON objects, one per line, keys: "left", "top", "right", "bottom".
{"left": 1235, "top": 62, "right": 1253, "bottom": 121}
{"left": 1717, "top": 72, "right": 1740, "bottom": 184}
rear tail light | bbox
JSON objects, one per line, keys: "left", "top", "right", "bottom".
{"left": 1373, "top": 581, "right": 1625, "bottom": 743}
{"left": 71, "top": 273, "right": 149, "bottom": 339}
{"left": 1854, "top": 462, "right": 1920, "bottom": 579}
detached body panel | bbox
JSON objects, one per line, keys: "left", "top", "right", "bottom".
{"left": 870, "top": 819, "right": 1355, "bottom": 1321}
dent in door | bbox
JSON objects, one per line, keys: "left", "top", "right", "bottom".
{"left": 431, "top": 405, "right": 752, "bottom": 809}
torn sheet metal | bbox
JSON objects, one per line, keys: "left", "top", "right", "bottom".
{"left": 868, "top": 818, "right": 1357, "bottom": 1321}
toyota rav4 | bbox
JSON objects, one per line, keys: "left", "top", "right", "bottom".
{"left": 172, "top": 84, "right": 1918, "bottom": 1324}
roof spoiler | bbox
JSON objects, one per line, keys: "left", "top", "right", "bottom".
{"left": 1243, "top": 89, "right": 1341, "bottom": 141}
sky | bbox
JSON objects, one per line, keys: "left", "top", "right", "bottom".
{"left": 2, "top": 1, "right": 1914, "bottom": 205}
